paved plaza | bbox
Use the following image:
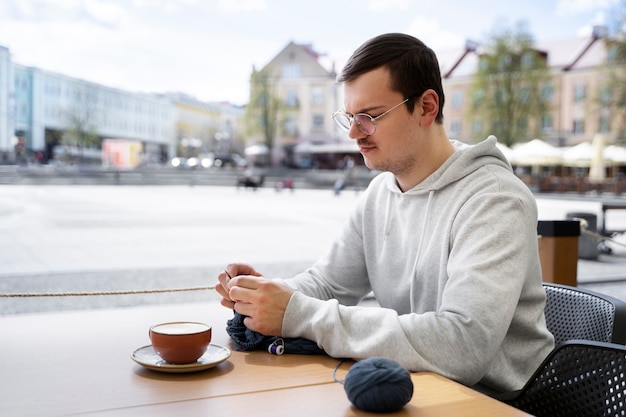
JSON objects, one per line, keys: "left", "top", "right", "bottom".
{"left": 1, "top": 184, "right": 625, "bottom": 315}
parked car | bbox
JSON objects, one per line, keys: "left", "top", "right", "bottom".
{"left": 170, "top": 156, "right": 201, "bottom": 169}
{"left": 202, "top": 153, "right": 247, "bottom": 168}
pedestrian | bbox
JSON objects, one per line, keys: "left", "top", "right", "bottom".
{"left": 333, "top": 156, "right": 356, "bottom": 196}
{"left": 216, "top": 33, "right": 554, "bottom": 394}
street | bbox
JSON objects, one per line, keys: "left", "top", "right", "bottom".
{"left": 1, "top": 184, "right": 625, "bottom": 315}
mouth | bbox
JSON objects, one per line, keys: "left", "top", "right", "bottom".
{"left": 358, "top": 142, "right": 375, "bottom": 153}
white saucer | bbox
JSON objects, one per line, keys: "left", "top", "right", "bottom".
{"left": 131, "top": 344, "right": 231, "bottom": 373}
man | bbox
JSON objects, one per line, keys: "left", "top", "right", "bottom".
{"left": 216, "top": 33, "right": 554, "bottom": 393}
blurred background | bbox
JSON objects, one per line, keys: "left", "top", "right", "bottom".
{"left": 1, "top": 0, "right": 626, "bottom": 315}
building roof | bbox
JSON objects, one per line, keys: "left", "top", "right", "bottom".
{"left": 262, "top": 41, "right": 335, "bottom": 77}
{"left": 439, "top": 33, "right": 610, "bottom": 79}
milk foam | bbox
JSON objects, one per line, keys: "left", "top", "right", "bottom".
{"left": 152, "top": 322, "right": 210, "bottom": 335}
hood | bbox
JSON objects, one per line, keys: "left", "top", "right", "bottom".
{"left": 377, "top": 136, "right": 513, "bottom": 291}
{"left": 384, "top": 135, "right": 512, "bottom": 195}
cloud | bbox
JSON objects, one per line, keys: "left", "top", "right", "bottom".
{"left": 4, "top": 0, "right": 81, "bottom": 21}
{"left": 405, "top": 15, "right": 465, "bottom": 51}
{"left": 556, "top": 0, "right": 618, "bottom": 15}
{"left": 83, "top": 0, "right": 128, "bottom": 28}
{"left": 217, "top": 0, "right": 267, "bottom": 12}
{"left": 368, "top": 0, "right": 410, "bottom": 11}
{"left": 1, "top": 0, "right": 127, "bottom": 29}
{"left": 1, "top": 0, "right": 617, "bottom": 105}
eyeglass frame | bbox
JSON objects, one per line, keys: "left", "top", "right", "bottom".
{"left": 331, "top": 97, "right": 411, "bottom": 136}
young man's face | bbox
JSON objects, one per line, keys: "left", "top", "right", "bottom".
{"left": 343, "top": 67, "right": 423, "bottom": 177}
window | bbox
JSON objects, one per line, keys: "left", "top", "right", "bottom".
{"left": 471, "top": 119, "right": 483, "bottom": 135}
{"left": 284, "top": 114, "right": 297, "bottom": 136}
{"left": 573, "top": 85, "right": 586, "bottom": 103}
{"left": 450, "top": 119, "right": 462, "bottom": 136}
{"left": 312, "top": 88, "right": 324, "bottom": 105}
{"left": 541, "top": 82, "right": 554, "bottom": 101}
{"left": 599, "top": 115, "right": 610, "bottom": 133}
{"left": 599, "top": 84, "right": 612, "bottom": 105}
{"left": 472, "top": 89, "right": 485, "bottom": 107}
{"left": 45, "top": 81, "right": 61, "bottom": 97}
{"left": 285, "top": 90, "right": 298, "bottom": 107}
{"left": 521, "top": 51, "right": 534, "bottom": 68}
{"left": 497, "top": 55, "right": 512, "bottom": 71}
{"left": 572, "top": 119, "right": 584, "bottom": 134}
{"left": 541, "top": 114, "right": 553, "bottom": 132}
{"left": 451, "top": 91, "right": 463, "bottom": 109}
{"left": 495, "top": 88, "right": 507, "bottom": 105}
{"left": 518, "top": 86, "right": 530, "bottom": 103}
{"left": 281, "top": 64, "right": 301, "bottom": 78}
{"left": 20, "top": 103, "right": 28, "bottom": 119}
{"left": 15, "top": 75, "right": 29, "bottom": 91}
{"left": 312, "top": 114, "right": 324, "bottom": 131}
{"left": 517, "top": 116, "right": 528, "bottom": 132}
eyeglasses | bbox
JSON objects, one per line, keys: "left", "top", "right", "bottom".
{"left": 331, "top": 98, "right": 410, "bottom": 136}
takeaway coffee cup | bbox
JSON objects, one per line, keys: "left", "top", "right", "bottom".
{"left": 149, "top": 322, "right": 212, "bottom": 364}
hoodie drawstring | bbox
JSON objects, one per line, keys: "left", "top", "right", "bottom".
{"left": 410, "top": 189, "right": 435, "bottom": 311}
{"left": 383, "top": 193, "right": 394, "bottom": 241}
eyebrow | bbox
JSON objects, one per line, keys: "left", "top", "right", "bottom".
{"left": 344, "top": 104, "right": 387, "bottom": 115}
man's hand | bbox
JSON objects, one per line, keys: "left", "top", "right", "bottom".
{"left": 216, "top": 263, "right": 262, "bottom": 309}
{"left": 228, "top": 275, "right": 295, "bottom": 336}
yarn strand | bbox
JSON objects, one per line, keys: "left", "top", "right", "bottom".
{"left": 575, "top": 217, "right": 626, "bottom": 248}
{"left": 333, "top": 359, "right": 346, "bottom": 385}
{"left": 0, "top": 285, "right": 215, "bottom": 298}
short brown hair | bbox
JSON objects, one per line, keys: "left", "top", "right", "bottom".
{"left": 337, "top": 33, "right": 445, "bottom": 123}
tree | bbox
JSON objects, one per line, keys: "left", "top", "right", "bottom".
{"left": 245, "top": 68, "right": 281, "bottom": 165}
{"left": 598, "top": 0, "right": 626, "bottom": 144}
{"left": 63, "top": 86, "right": 100, "bottom": 163}
{"left": 469, "top": 21, "right": 551, "bottom": 147}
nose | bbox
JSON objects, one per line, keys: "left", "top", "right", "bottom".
{"left": 348, "top": 122, "right": 367, "bottom": 140}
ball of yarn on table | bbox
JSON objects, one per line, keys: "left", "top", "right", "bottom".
{"left": 343, "top": 357, "right": 414, "bottom": 412}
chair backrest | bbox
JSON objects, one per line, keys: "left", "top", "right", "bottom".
{"left": 508, "top": 340, "right": 626, "bottom": 417}
{"left": 543, "top": 283, "right": 626, "bottom": 345}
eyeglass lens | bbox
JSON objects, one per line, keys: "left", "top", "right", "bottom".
{"left": 334, "top": 113, "right": 375, "bottom": 135}
{"left": 333, "top": 97, "right": 410, "bottom": 136}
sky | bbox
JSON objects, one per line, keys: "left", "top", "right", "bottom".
{"left": 0, "top": 0, "right": 620, "bottom": 105}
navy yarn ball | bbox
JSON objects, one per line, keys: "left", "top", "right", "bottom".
{"left": 343, "top": 357, "right": 414, "bottom": 413}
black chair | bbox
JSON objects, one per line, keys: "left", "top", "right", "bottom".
{"left": 506, "top": 340, "right": 626, "bottom": 417}
{"left": 474, "top": 283, "right": 626, "bottom": 400}
{"left": 543, "top": 283, "right": 626, "bottom": 345}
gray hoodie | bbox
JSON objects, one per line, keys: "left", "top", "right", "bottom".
{"left": 280, "top": 136, "right": 555, "bottom": 392}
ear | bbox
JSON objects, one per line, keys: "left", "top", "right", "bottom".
{"left": 418, "top": 89, "right": 439, "bottom": 127}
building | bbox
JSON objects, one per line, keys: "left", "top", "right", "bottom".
{"left": 7, "top": 61, "right": 175, "bottom": 164}
{"left": 0, "top": 46, "right": 15, "bottom": 163}
{"left": 3, "top": 30, "right": 623, "bottom": 168}
{"left": 440, "top": 27, "right": 624, "bottom": 146}
{"left": 167, "top": 92, "right": 244, "bottom": 159}
{"left": 247, "top": 41, "right": 342, "bottom": 166}
{"left": 0, "top": 44, "right": 244, "bottom": 166}
{"left": 251, "top": 32, "right": 624, "bottom": 169}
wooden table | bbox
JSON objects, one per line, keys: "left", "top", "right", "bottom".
{"left": 0, "top": 301, "right": 532, "bottom": 416}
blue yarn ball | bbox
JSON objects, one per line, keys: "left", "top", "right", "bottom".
{"left": 344, "top": 357, "right": 414, "bottom": 413}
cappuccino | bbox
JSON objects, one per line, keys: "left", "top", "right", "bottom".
{"left": 151, "top": 322, "right": 210, "bottom": 335}
{"left": 149, "top": 321, "right": 212, "bottom": 364}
